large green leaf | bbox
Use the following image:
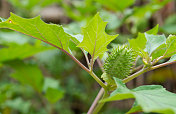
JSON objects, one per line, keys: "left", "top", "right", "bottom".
{"left": 101, "top": 78, "right": 176, "bottom": 114}
{"left": 9, "top": 61, "right": 44, "bottom": 92}
{"left": 77, "top": 13, "right": 118, "bottom": 60}
{"left": 0, "top": 13, "right": 73, "bottom": 53}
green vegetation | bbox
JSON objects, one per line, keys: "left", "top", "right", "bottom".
{"left": 0, "top": 0, "right": 176, "bottom": 114}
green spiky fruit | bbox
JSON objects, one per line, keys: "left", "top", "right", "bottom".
{"left": 103, "top": 46, "right": 135, "bottom": 79}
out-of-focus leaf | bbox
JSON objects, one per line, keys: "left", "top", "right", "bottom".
{"left": 45, "top": 87, "right": 64, "bottom": 103}
{"left": 0, "top": 31, "right": 29, "bottom": 45}
{"left": 101, "top": 78, "right": 176, "bottom": 114}
{"left": 100, "top": 10, "right": 121, "bottom": 30}
{"left": 132, "top": 0, "right": 170, "bottom": 19}
{"left": 9, "top": 61, "right": 43, "bottom": 92}
{"left": 0, "top": 13, "right": 74, "bottom": 53}
{"left": 77, "top": 13, "right": 118, "bottom": 60}
{"left": 0, "top": 18, "right": 6, "bottom": 22}
{"left": 0, "top": 43, "right": 53, "bottom": 63}
{"left": 43, "top": 77, "right": 59, "bottom": 91}
{"left": 96, "top": 0, "right": 135, "bottom": 11}
{"left": 43, "top": 77, "right": 64, "bottom": 103}
{"left": 162, "top": 14, "right": 176, "bottom": 34}
{"left": 4, "top": 98, "right": 31, "bottom": 114}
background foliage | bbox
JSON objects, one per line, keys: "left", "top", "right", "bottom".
{"left": 0, "top": 0, "right": 176, "bottom": 113}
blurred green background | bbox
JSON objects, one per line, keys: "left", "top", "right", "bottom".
{"left": 0, "top": 0, "right": 176, "bottom": 113}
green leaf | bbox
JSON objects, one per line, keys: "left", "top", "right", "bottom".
{"left": 45, "top": 87, "right": 64, "bottom": 103}
{"left": 0, "top": 13, "right": 73, "bottom": 53}
{"left": 9, "top": 61, "right": 43, "bottom": 92}
{"left": 168, "top": 54, "right": 176, "bottom": 62}
{"left": 165, "top": 35, "right": 176, "bottom": 57}
{"left": 151, "top": 35, "right": 176, "bottom": 60}
{"left": 145, "top": 33, "right": 166, "bottom": 55}
{"left": 43, "top": 77, "right": 64, "bottom": 103}
{"left": 43, "top": 77, "right": 60, "bottom": 91}
{"left": 128, "top": 32, "right": 147, "bottom": 54}
{"left": 128, "top": 25, "right": 160, "bottom": 58}
{"left": 101, "top": 78, "right": 176, "bottom": 114}
{"left": 96, "top": 0, "right": 135, "bottom": 11}
{"left": 146, "top": 24, "right": 159, "bottom": 35}
{"left": 0, "top": 43, "right": 53, "bottom": 63}
{"left": 5, "top": 98, "right": 31, "bottom": 114}
{"left": 162, "top": 14, "right": 176, "bottom": 34}
{"left": 127, "top": 103, "right": 142, "bottom": 114}
{"left": 77, "top": 13, "right": 118, "bottom": 60}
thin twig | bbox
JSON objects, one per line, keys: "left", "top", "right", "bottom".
{"left": 151, "top": 61, "right": 176, "bottom": 70}
{"left": 89, "top": 72, "right": 107, "bottom": 90}
{"left": 87, "top": 88, "right": 104, "bottom": 114}
{"left": 82, "top": 49, "right": 90, "bottom": 67}
{"left": 123, "top": 60, "right": 176, "bottom": 83}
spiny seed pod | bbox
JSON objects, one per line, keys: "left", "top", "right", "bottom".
{"left": 103, "top": 46, "right": 135, "bottom": 79}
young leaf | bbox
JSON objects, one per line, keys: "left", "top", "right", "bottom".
{"left": 146, "top": 24, "right": 159, "bottom": 35}
{"left": 128, "top": 25, "right": 159, "bottom": 57}
{"left": 128, "top": 33, "right": 147, "bottom": 55}
{"left": 168, "top": 54, "right": 176, "bottom": 62}
{"left": 151, "top": 35, "right": 176, "bottom": 59}
{"left": 165, "top": 35, "right": 176, "bottom": 57}
{"left": 77, "top": 13, "right": 118, "bottom": 60}
{"left": 145, "top": 33, "right": 166, "bottom": 55}
{"left": 101, "top": 78, "right": 176, "bottom": 114}
{"left": 0, "top": 13, "right": 73, "bottom": 53}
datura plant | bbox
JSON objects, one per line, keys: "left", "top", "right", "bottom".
{"left": 1, "top": 12, "right": 176, "bottom": 114}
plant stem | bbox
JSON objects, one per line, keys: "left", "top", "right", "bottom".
{"left": 92, "top": 90, "right": 109, "bottom": 114}
{"left": 87, "top": 88, "right": 104, "bottom": 114}
{"left": 123, "top": 61, "right": 176, "bottom": 83}
{"left": 87, "top": 60, "right": 176, "bottom": 113}
{"left": 151, "top": 60, "right": 176, "bottom": 70}
{"left": 82, "top": 49, "right": 90, "bottom": 67}
{"left": 123, "top": 67, "right": 149, "bottom": 83}
{"left": 89, "top": 72, "right": 107, "bottom": 90}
